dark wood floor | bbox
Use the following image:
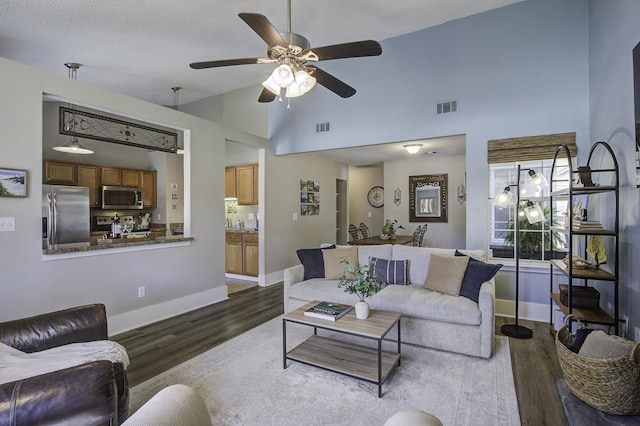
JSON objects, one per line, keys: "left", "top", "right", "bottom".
{"left": 113, "top": 285, "right": 567, "bottom": 425}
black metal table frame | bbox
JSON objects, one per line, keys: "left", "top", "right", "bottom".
{"left": 282, "top": 316, "right": 401, "bottom": 398}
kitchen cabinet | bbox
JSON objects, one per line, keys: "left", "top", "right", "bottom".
{"left": 77, "top": 164, "right": 100, "bottom": 207}
{"left": 43, "top": 160, "right": 76, "bottom": 185}
{"left": 101, "top": 167, "right": 141, "bottom": 187}
{"left": 243, "top": 232, "right": 259, "bottom": 277}
{"left": 225, "top": 167, "right": 236, "bottom": 198}
{"left": 236, "top": 164, "right": 258, "bottom": 205}
{"left": 225, "top": 232, "right": 244, "bottom": 275}
{"left": 141, "top": 170, "right": 157, "bottom": 208}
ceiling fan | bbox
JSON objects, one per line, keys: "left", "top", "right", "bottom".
{"left": 189, "top": 0, "right": 382, "bottom": 104}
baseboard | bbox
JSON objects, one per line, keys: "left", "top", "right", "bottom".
{"left": 108, "top": 286, "right": 228, "bottom": 336}
{"left": 225, "top": 273, "right": 259, "bottom": 282}
{"left": 496, "top": 299, "right": 548, "bottom": 323}
{"left": 262, "top": 270, "right": 284, "bottom": 287}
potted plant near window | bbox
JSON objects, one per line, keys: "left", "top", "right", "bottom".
{"left": 337, "top": 259, "right": 382, "bottom": 319}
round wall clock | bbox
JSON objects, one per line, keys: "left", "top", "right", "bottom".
{"left": 367, "top": 186, "right": 384, "bottom": 208}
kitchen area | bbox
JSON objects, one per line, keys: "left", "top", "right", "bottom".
{"left": 41, "top": 100, "right": 188, "bottom": 255}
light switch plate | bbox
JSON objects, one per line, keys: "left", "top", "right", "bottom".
{"left": 293, "top": 213, "right": 298, "bottom": 221}
{"left": 0, "top": 217, "right": 16, "bottom": 232}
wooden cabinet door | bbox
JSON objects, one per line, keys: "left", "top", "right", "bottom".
{"left": 225, "top": 233, "right": 244, "bottom": 274}
{"left": 225, "top": 167, "right": 236, "bottom": 198}
{"left": 252, "top": 164, "right": 259, "bottom": 205}
{"left": 142, "top": 170, "right": 157, "bottom": 208}
{"left": 101, "top": 167, "right": 121, "bottom": 186}
{"left": 77, "top": 165, "right": 100, "bottom": 207}
{"left": 43, "top": 161, "right": 76, "bottom": 185}
{"left": 243, "top": 233, "right": 259, "bottom": 276}
{"left": 122, "top": 169, "right": 142, "bottom": 187}
{"left": 236, "top": 165, "right": 254, "bottom": 205}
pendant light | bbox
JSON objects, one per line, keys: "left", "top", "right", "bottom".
{"left": 53, "top": 63, "right": 94, "bottom": 155}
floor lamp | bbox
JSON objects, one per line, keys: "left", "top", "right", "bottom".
{"left": 495, "top": 165, "right": 547, "bottom": 339}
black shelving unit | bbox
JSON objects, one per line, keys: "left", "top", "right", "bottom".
{"left": 548, "top": 141, "right": 619, "bottom": 335}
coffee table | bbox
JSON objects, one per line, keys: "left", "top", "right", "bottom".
{"left": 282, "top": 301, "right": 401, "bottom": 398}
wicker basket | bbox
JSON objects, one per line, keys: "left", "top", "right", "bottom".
{"left": 556, "top": 315, "right": 640, "bottom": 415}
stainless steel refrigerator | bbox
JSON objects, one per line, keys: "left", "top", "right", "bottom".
{"left": 42, "top": 185, "right": 90, "bottom": 249}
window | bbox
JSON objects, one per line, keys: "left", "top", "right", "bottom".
{"left": 489, "top": 158, "right": 572, "bottom": 261}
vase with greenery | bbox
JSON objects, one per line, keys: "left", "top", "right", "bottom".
{"left": 382, "top": 219, "right": 405, "bottom": 238}
{"left": 503, "top": 204, "right": 565, "bottom": 260}
{"left": 337, "top": 258, "right": 382, "bottom": 319}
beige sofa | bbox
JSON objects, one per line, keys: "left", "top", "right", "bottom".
{"left": 284, "top": 244, "right": 496, "bottom": 358}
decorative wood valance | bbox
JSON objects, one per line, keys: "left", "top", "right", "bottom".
{"left": 487, "top": 132, "right": 577, "bottom": 164}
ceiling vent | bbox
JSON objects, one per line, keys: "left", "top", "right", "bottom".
{"left": 316, "top": 122, "right": 330, "bottom": 133}
{"left": 436, "top": 99, "right": 458, "bottom": 115}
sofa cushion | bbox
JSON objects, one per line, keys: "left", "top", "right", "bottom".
{"left": 323, "top": 246, "right": 358, "bottom": 280}
{"left": 370, "top": 257, "right": 409, "bottom": 285}
{"left": 296, "top": 245, "right": 335, "bottom": 280}
{"left": 423, "top": 254, "right": 469, "bottom": 296}
{"left": 454, "top": 251, "right": 503, "bottom": 303}
{"left": 391, "top": 245, "right": 433, "bottom": 285}
{"left": 288, "top": 279, "right": 357, "bottom": 307}
{"left": 370, "top": 285, "right": 482, "bottom": 325}
{"left": 358, "top": 245, "right": 393, "bottom": 267}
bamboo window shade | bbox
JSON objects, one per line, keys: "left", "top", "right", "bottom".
{"left": 487, "top": 132, "right": 577, "bottom": 163}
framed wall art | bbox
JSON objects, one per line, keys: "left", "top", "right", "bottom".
{"left": 0, "top": 168, "right": 27, "bottom": 198}
{"left": 300, "top": 179, "right": 320, "bottom": 216}
{"left": 409, "top": 174, "right": 448, "bottom": 222}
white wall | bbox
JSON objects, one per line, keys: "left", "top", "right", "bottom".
{"left": 0, "top": 57, "right": 267, "bottom": 334}
{"left": 348, "top": 166, "right": 384, "bottom": 239}
{"left": 383, "top": 154, "right": 467, "bottom": 249}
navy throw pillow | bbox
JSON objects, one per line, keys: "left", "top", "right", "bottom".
{"left": 370, "top": 257, "right": 409, "bottom": 285}
{"left": 455, "top": 250, "right": 502, "bottom": 303}
{"left": 296, "top": 245, "right": 335, "bottom": 280}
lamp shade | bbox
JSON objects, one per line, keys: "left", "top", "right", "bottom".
{"left": 494, "top": 186, "right": 514, "bottom": 207}
{"left": 272, "top": 64, "right": 294, "bottom": 87}
{"left": 527, "top": 169, "right": 548, "bottom": 189}
{"left": 262, "top": 75, "right": 281, "bottom": 95}
{"left": 53, "top": 137, "right": 94, "bottom": 154}
{"left": 294, "top": 70, "right": 316, "bottom": 93}
{"left": 286, "top": 81, "right": 304, "bottom": 98}
{"left": 523, "top": 201, "right": 545, "bottom": 224}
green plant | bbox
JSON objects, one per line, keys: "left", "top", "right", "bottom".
{"left": 337, "top": 258, "right": 382, "bottom": 302}
{"left": 504, "top": 204, "right": 565, "bottom": 256}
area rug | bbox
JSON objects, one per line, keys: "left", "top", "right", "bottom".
{"left": 130, "top": 317, "right": 520, "bottom": 425}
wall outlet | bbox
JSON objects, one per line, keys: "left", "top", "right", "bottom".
{"left": 138, "top": 286, "right": 145, "bottom": 298}
{"left": 157, "top": 213, "right": 162, "bottom": 221}
{"left": 293, "top": 213, "right": 298, "bottom": 221}
{"left": 635, "top": 327, "right": 640, "bottom": 342}
{"left": 0, "top": 217, "right": 16, "bottom": 232}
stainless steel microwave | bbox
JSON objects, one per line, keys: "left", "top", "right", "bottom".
{"left": 101, "top": 186, "right": 143, "bottom": 210}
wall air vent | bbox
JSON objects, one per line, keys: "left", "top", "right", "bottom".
{"left": 316, "top": 122, "right": 330, "bottom": 133}
{"left": 436, "top": 99, "right": 458, "bottom": 115}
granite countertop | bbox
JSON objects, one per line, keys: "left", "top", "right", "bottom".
{"left": 43, "top": 236, "right": 194, "bottom": 255}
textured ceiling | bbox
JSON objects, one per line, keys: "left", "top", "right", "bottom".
{"left": 0, "top": 0, "right": 522, "bottom": 106}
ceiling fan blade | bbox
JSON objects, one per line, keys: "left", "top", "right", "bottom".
{"left": 258, "top": 88, "right": 277, "bottom": 103}
{"left": 305, "top": 40, "right": 382, "bottom": 61}
{"left": 239, "top": 13, "right": 288, "bottom": 47}
{"left": 190, "top": 58, "right": 261, "bottom": 69}
{"left": 311, "top": 66, "right": 356, "bottom": 98}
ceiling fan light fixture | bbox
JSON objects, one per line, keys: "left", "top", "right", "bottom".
{"left": 272, "top": 64, "right": 295, "bottom": 87}
{"left": 262, "top": 75, "right": 281, "bottom": 95}
{"left": 294, "top": 70, "right": 316, "bottom": 93}
{"left": 404, "top": 144, "right": 423, "bottom": 154}
{"left": 286, "top": 81, "right": 304, "bottom": 98}
{"left": 53, "top": 136, "right": 94, "bottom": 154}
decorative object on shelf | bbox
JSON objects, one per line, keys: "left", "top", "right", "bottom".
{"left": 575, "top": 166, "right": 595, "bottom": 187}
{"left": 558, "top": 284, "right": 600, "bottom": 309}
{"left": 0, "top": 168, "right": 27, "bottom": 198}
{"left": 409, "top": 174, "right": 448, "bottom": 223}
{"left": 562, "top": 256, "right": 596, "bottom": 270}
{"left": 54, "top": 63, "right": 94, "bottom": 155}
{"left": 394, "top": 187, "right": 401, "bottom": 206}
{"left": 300, "top": 179, "right": 320, "bottom": 216}
{"left": 367, "top": 186, "right": 384, "bottom": 208}
{"left": 494, "top": 164, "right": 548, "bottom": 339}
{"left": 586, "top": 235, "right": 607, "bottom": 267}
{"left": 337, "top": 259, "right": 382, "bottom": 320}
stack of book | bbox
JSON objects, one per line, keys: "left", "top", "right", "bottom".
{"left": 304, "top": 301, "right": 352, "bottom": 321}
{"left": 572, "top": 219, "right": 603, "bottom": 232}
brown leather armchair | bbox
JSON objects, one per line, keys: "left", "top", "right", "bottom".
{"left": 0, "top": 304, "right": 129, "bottom": 425}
